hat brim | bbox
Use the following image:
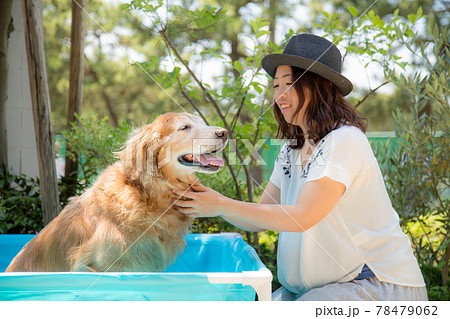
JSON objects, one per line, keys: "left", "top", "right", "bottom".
{"left": 261, "top": 53, "right": 353, "bottom": 96}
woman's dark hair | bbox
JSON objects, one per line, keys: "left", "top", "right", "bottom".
{"left": 273, "top": 66, "right": 367, "bottom": 149}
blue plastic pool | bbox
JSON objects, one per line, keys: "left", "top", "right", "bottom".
{"left": 0, "top": 233, "right": 272, "bottom": 301}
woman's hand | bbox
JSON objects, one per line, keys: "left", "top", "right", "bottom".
{"left": 172, "top": 184, "right": 227, "bottom": 218}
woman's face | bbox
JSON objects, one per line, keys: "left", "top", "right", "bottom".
{"left": 273, "top": 65, "right": 306, "bottom": 128}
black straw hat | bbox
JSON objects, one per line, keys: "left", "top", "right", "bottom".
{"left": 261, "top": 34, "right": 353, "bottom": 96}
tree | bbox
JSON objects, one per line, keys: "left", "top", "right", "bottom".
{"left": 43, "top": 0, "right": 179, "bottom": 133}
{"left": 0, "top": 0, "right": 14, "bottom": 175}
{"left": 21, "top": 0, "right": 60, "bottom": 225}
{"left": 376, "top": 21, "right": 449, "bottom": 286}
{"left": 64, "top": 0, "right": 87, "bottom": 197}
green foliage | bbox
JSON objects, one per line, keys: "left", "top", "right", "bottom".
{"left": 355, "top": 88, "right": 412, "bottom": 131}
{"left": 62, "top": 112, "right": 133, "bottom": 186}
{"left": 0, "top": 113, "right": 133, "bottom": 234}
{"left": 315, "top": 6, "right": 426, "bottom": 76}
{"left": 44, "top": 0, "right": 176, "bottom": 133}
{"left": 420, "top": 263, "right": 450, "bottom": 301}
{"left": 128, "top": 2, "right": 280, "bottom": 253}
{"left": 0, "top": 171, "right": 43, "bottom": 234}
{"left": 406, "top": 215, "right": 448, "bottom": 264}
{"left": 258, "top": 230, "right": 280, "bottom": 291}
{"left": 373, "top": 21, "right": 450, "bottom": 288}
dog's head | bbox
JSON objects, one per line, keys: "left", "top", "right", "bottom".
{"left": 118, "top": 112, "right": 228, "bottom": 183}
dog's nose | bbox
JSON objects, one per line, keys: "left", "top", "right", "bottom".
{"left": 215, "top": 129, "right": 228, "bottom": 139}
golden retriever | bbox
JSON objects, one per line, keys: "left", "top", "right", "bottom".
{"left": 6, "top": 112, "right": 228, "bottom": 272}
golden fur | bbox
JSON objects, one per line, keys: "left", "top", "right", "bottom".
{"left": 6, "top": 112, "right": 227, "bottom": 272}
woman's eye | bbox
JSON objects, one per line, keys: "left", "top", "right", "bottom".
{"left": 273, "top": 82, "right": 293, "bottom": 89}
{"left": 179, "top": 125, "right": 190, "bottom": 131}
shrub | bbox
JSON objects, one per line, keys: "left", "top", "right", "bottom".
{"left": 62, "top": 112, "right": 133, "bottom": 185}
{"left": 420, "top": 263, "right": 450, "bottom": 301}
{"left": 0, "top": 171, "right": 43, "bottom": 234}
{"left": 375, "top": 22, "right": 450, "bottom": 287}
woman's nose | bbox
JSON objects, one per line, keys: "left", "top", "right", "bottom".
{"left": 275, "top": 86, "right": 289, "bottom": 100}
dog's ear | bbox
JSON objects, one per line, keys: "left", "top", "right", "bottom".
{"left": 117, "top": 124, "right": 164, "bottom": 180}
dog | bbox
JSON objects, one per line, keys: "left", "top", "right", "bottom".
{"left": 6, "top": 112, "right": 228, "bottom": 272}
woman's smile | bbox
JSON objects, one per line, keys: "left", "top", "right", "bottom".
{"left": 279, "top": 103, "right": 292, "bottom": 113}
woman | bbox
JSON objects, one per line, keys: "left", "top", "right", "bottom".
{"left": 172, "top": 34, "right": 427, "bottom": 301}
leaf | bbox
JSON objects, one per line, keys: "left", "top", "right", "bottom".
{"left": 433, "top": 24, "right": 439, "bottom": 40}
{"left": 251, "top": 82, "right": 263, "bottom": 94}
{"left": 257, "top": 18, "right": 270, "bottom": 29}
{"left": 434, "top": 77, "right": 439, "bottom": 91}
{"left": 256, "top": 30, "right": 271, "bottom": 38}
{"left": 233, "top": 60, "right": 242, "bottom": 72}
{"left": 120, "top": 3, "right": 131, "bottom": 11}
{"left": 250, "top": 20, "right": 258, "bottom": 34}
{"left": 377, "top": 20, "right": 385, "bottom": 29}
{"left": 348, "top": 6, "right": 358, "bottom": 18}
{"left": 320, "top": 10, "right": 329, "bottom": 19}
{"left": 417, "top": 6, "right": 423, "bottom": 17}
{"left": 440, "top": 72, "right": 447, "bottom": 86}
{"left": 172, "top": 66, "right": 181, "bottom": 75}
{"left": 148, "top": 55, "right": 160, "bottom": 67}
{"left": 408, "top": 14, "right": 417, "bottom": 24}
{"left": 162, "top": 80, "right": 173, "bottom": 89}
{"left": 405, "top": 28, "right": 414, "bottom": 37}
{"left": 331, "top": 13, "right": 340, "bottom": 21}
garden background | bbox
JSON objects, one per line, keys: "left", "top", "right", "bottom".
{"left": 0, "top": 0, "right": 448, "bottom": 300}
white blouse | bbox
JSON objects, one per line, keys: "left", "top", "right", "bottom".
{"left": 270, "top": 125, "right": 425, "bottom": 294}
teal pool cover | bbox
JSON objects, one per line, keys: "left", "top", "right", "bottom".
{"left": 0, "top": 233, "right": 272, "bottom": 301}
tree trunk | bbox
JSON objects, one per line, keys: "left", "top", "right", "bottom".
{"left": 268, "top": 0, "right": 276, "bottom": 44}
{"left": 20, "top": 0, "right": 60, "bottom": 225}
{"left": 0, "top": 0, "right": 14, "bottom": 175}
{"left": 442, "top": 241, "right": 450, "bottom": 286}
{"left": 65, "top": 0, "right": 87, "bottom": 190}
{"left": 229, "top": 4, "right": 241, "bottom": 80}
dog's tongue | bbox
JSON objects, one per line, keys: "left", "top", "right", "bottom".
{"left": 194, "top": 154, "right": 224, "bottom": 167}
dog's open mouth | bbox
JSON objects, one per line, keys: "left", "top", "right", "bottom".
{"left": 178, "top": 152, "right": 225, "bottom": 171}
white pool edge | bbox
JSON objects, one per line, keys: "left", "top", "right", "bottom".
{"left": 207, "top": 268, "right": 273, "bottom": 301}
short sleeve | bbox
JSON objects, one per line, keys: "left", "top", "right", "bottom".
{"left": 269, "top": 144, "right": 291, "bottom": 189}
{"left": 304, "top": 126, "right": 375, "bottom": 191}
{"left": 269, "top": 165, "right": 282, "bottom": 189}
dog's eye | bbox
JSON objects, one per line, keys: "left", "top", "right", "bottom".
{"left": 179, "top": 125, "right": 190, "bottom": 131}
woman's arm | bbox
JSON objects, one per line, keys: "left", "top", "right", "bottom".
{"left": 220, "top": 181, "right": 281, "bottom": 232}
{"left": 173, "top": 177, "right": 345, "bottom": 232}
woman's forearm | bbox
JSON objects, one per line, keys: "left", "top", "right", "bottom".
{"left": 221, "top": 198, "right": 308, "bottom": 232}
{"left": 217, "top": 177, "right": 344, "bottom": 233}
{"left": 221, "top": 215, "right": 266, "bottom": 232}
